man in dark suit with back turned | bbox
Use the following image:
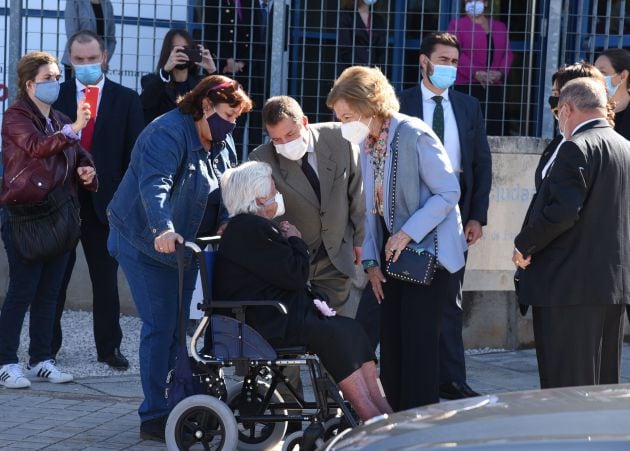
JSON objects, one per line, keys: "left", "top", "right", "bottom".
{"left": 514, "top": 77, "right": 630, "bottom": 388}
{"left": 53, "top": 30, "right": 144, "bottom": 369}
{"left": 396, "top": 32, "right": 492, "bottom": 399}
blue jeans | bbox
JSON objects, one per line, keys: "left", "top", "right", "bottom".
{"left": 0, "top": 209, "right": 70, "bottom": 366}
{"left": 107, "top": 228, "right": 196, "bottom": 421}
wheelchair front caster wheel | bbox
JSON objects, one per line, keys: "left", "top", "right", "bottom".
{"left": 281, "top": 431, "right": 325, "bottom": 451}
{"left": 165, "top": 394, "right": 238, "bottom": 450}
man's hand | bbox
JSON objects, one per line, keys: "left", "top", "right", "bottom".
{"left": 464, "top": 219, "right": 483, "bottom": 245}
{"left": 512, "top": 248, "right": 531, "bottom": 270}
{"left": 367, "top": 266, "right": 386, "bottom": 303}
{"left": 353, "top": 246, "right": 362, "bottom": 265}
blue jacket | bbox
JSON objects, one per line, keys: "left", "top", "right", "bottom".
{"left": 107, "top": 108, "right": 218, "bottom": 267}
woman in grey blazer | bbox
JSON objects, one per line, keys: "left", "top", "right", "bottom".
{"left": 327, "top": 66, "right": 467, "bottom": 411}
{"left": 62, "top": 0, "right": 116, "bottom": 76}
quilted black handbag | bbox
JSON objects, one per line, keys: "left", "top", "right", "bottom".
{"left": 6, "top": 185, "right": 81, "bottom": 262}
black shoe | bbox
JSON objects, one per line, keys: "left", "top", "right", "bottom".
{"left": 439, "top": 382, "right": 481, "bottom": 400}
{"left": 140, "top": 416, "right": 167, "bottom": 442}
{"left": 98, "top": 348, "right": 129, "bottom": 370}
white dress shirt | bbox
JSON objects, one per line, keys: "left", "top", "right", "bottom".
{"left": 421, "top": 81, "right": 461, "bottom": 174}
{"left": 304, "top": 127, "right": 318, "bottom": 177}
{"left": 541, "top": 118, "right": 599, "bottom": 179}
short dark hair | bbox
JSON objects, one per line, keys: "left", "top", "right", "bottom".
{"left": 157, "top": 28, "right": 196, "bottom": 76}
{"left": 67, "top": 30, "right": 105, "bottom": 54}
{"left": 262, "top": 96, "right": 304, "bottom": 126}
{"left": 551, "top": 61, "right": 605, "bottom": 91}
{"left": 419, "top": 32, "right": 460, "bottom": 58}
{"left": 178, "top": 75, "right": 253, "bottom": 121}
{"left": 599, "top": 48, "right": 630, "bottom": 90}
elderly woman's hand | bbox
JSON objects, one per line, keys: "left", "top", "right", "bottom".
{"left": 77, "top": 166, "right": 96, "bottom": 185}
{"left": 279, "top": 221, "right": 301, "bottom": 239}
{"left": 384, "top": 230, "right": 412, "bottom": 264}
{"left": 154, "top": 229, "right": 184, "bottom": 254}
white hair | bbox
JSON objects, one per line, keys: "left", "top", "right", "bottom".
{"left": 220, "top": 161, "right": 273, "bottom": 217}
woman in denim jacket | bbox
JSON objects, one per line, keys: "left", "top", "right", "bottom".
{"left": 106, "top": 75, "right": 252, "bottom": 441}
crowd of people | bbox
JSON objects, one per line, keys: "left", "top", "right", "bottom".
{"left": 0, "top": 7, "right": 629, "bottom": 445}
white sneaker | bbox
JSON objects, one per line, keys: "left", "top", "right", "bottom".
{"left": 26, "top": 360, "right": 73, "bottom": 384}
{"left": 0, "top": 363, "right": 31, "bottom": 388}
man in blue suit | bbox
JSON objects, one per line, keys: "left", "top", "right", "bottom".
{"left": 401, "top": 32, "right": 492, "bottom": 399}
{"left": 52, "top": 30, "right": 144, "bottom": 369}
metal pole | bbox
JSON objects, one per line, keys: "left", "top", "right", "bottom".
{"left": 541, "top": 0, "right": 563, "bottom": 138}
{"left": 524, "top": 0, "right": 537, "bottom": 136}
{"left": 269, "top": 0, "right": 288, "bottom": 97}
{"left": 8, "top": 0, "right": 22, "bottom": 105}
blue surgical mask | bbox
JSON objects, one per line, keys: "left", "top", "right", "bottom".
{"left": 34, "top": 80, "right": 60, "bottom": 105}
{"left": 74, "top": 63, "right": 103, "bottom": 85}
{"left": 363, "top": 0, "right": 378, "bottom": 5}
{"left": 605, "top": 75, "right": 621, "bottom": 97}
{"left": 207, "top": 112, "right": 236, "bottom": 143}
{"left": 428, "top": 63, "right": 457, "bottom": 90}
{"left": 465, "top": 1, "right": 485, "bottom": 16}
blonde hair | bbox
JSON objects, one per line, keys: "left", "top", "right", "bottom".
{"left": 326, "top": 66, "right": 399, "bottom": 119}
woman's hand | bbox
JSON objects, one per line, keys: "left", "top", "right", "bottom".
{"left": 367, "top": 266, "right": 386, "bottom": 303}
{"left": 487, "top": 70, "right": 502, "bottom": 84}
{"left": 279, "top": 221, "right": 301, "bottom": 239}
{"left": 154, "top": 229, "right": 184, "bottom": 254}
{"left": 223, "top": 58, "right": 245, "bottom": 74}
{"left": 198, "top": 45, "right": 217, "bottom": 74}
{"left": 384, "top": 230, "right": 412, "bottom": 263}
{"left": 475, "top": 70, "right": 489, "bottom": 86}
{"left": 77, "top": 166, "right": 96, "bottom": 185}
{"left": 163, "top": 45, "right": 188, "bottom": 73}
{"left": 71, "top": 99, "right": 91, "bottom": 133}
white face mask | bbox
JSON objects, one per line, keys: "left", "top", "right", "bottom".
{"left": 274, "top": 133, "right": 308, "bottom": 161}
{"left": 465, "top": 1, "right": 485, "bottom": 15}
{"left": 273, "top": 192, "right": 285, "bottom": 218}
{"left": 340, "top": 119, "right": 371, "bottom": 145}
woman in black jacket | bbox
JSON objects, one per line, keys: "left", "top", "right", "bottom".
{"left": 215, "top": 161, "right": 393, "bottom": 422}
{"left": 140, "top": 28, "right": 216, "bottom": 125}
{"left": 595, "top": 48, "right": 630, "bottom": 139}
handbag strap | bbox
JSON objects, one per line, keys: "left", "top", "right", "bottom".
{"left": 176, "top": 242, "right": 188, "bottom": 346}
{"left": 388, "top": 119, "right": 438, "bottom": 259}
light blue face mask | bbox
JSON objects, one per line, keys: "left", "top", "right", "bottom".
{"left": 34, "top": 80, "right": 60, "bottom": 105}
{"left": 428, "top": 63, "right": 457, "bottom": 90}
{"left": 605, "top": 75, "right": 621, "bottom": 97}
{"left": 363, "top": 0, "right": 378, "bottom": 5}
{"left": 74, "top": 63, "right": 103, "bottom": 85}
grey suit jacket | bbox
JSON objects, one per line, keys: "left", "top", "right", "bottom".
{"left": 361, "top": 113, "right": 467, "bottom": 273}
{"left": 62, "top": 0, "right": 117, "bottom": 66}
{"left": 248, "top": 122, "right": 365, "bottom": 278}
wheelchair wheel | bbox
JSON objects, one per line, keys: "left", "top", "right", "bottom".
{"left": 281, "top": 431, "right": 303, "bottom": 451}
{"left": 227, "top": 381, "right": 288, "bottom": 450}
{"left": 165, "top": 394, "right": 238, "bottom": 451}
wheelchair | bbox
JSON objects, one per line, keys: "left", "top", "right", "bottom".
{"left": 165, "top": 238, "right": 359, "bottom": 451}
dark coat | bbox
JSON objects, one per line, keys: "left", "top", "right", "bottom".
{"left": 399, "top": 84, "right": 492, "bottom": 225}
{"left": 140, "top": 73, "right": 204, "bottom": 125}
{"left": 515, "top": 119, "right": 630, "bottom": 307}
{"left": 338, "top": 10, "right": 387, "bottom": 72}
{"left": 614, "top": 104, "right": 630, "bottom": 140}
{"left": 0, "top": 97, "right": 97, "bottom": 205}
{"left": 54, "top": 77, "right": 144, "bottom": 223}
{"left": 213, "top": 213, "right": 311, "bottom": 344}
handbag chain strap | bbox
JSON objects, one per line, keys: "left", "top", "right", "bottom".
{"left": 388, "top": 120, "right": 438, "bottom": 259}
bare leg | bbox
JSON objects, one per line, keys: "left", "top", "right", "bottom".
{"left": 338, "top": 369, "right": 382, "bottom": 421}
{"left": 360, "top": 361, "right": 393, "bottom": 414}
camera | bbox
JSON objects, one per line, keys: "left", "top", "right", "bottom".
{"left": 179, "top": 47, "right": 202, "bottom": 64}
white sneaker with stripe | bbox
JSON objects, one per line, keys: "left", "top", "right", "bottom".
{"left": 0, "top": 363, "right": 31, "bottom": 388}
{"left": 26, "top": 359, "right": 73, "bottom": 384}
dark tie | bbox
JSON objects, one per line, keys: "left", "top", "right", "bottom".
{"left": 432, "top": 95, "right": 444, "bottom": 144}
{"left": 301, "top": 153, "right": 320, "bottom": 203}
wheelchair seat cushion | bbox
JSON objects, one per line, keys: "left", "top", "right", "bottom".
{"left": 206, "top": 315, "right": 277, "bottom": 360}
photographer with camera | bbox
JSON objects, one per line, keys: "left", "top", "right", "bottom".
{"left": 141, "top": 28, "right": 216, "bottom": 125}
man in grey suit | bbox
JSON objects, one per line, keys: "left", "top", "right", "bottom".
{"left": 397, "top": 32, "right": 491, "bottom": 399}
{"left": 249, "top": 96, "right": 365, "bottom": 315}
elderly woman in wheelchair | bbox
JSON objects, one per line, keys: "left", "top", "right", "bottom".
{"left": 167, "top": 161, "right": 392, "bottom": 450}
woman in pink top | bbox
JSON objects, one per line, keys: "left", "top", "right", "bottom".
{"left": 447, "top": 0, "right": 513, "bottom": 135}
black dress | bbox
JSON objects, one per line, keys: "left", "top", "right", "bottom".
{"left": 214, "top": 213, "right": 375, "bottom": 382}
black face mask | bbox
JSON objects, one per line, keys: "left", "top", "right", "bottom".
{"left": 548, "top": 96, "right": 559, "bottom": 116}
{"left": 175, "top": 61, "right": 196, "bottom": 71}
{"left": 207, "top": 112, "right": 236, "bottom": 143}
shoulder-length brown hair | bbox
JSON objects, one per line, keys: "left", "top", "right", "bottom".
{"left": 178, "top": 75, "right": 253, "bottom": 121}
{"left": 16, "top": 52, "right": 58, "bottom": 100}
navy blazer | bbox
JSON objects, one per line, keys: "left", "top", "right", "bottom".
{"left": 54, "top": 78, "right": 144, "bottom": 223}
{"left": 399, "top": 83, "right": 492, "bottom": 225}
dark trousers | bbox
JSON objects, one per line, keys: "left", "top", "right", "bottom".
{"left": 0, "top": 210, "right": 70, "bottom": 365}
{"left": 380, "top": 268, "right": 448, "bottom": 411}
{"left": 53, "top": 195, "right": 122, "bottom": 359}
{"left": 532, "top": 304, "right": 625, "bottom": 389}
{"left": 356, "top": 265, "right": 467, "bottom": 385}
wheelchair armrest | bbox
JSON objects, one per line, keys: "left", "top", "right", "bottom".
{"left": 212, "top": 300, "right": 288, "bottom": 315}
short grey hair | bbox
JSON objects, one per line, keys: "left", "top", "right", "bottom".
{"left": 559, "top": 77, "right": 608, "bottom": 112}
{"left": 221, "top": 161, "right": 273, "bottom": 217}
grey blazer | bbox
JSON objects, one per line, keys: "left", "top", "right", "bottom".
{"left": 361, "top": 113, "right": 467, "bottom": 273}
{"left": 62, "top": 0, "right": 117, "bottom": 66}
{"left": 248, "top": 122, "right": 365, "bottom": 278}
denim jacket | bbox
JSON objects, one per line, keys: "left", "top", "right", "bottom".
{"left": 107, "top": 108, "right": 218, "bottom": 267}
